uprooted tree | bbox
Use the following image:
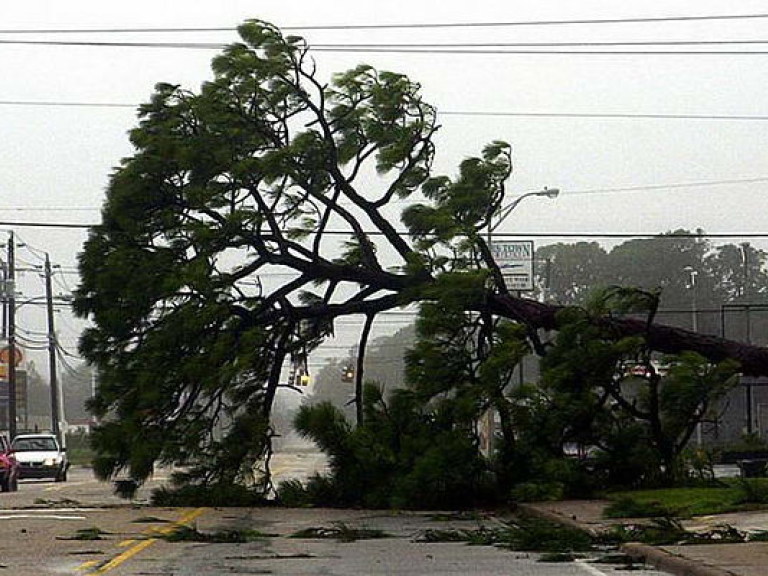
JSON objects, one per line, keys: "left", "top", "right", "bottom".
{"left": 74, "top": 20, "right": 768, "bottom": 491}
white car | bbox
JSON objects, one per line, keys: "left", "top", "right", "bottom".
{"left": 11, "top": 434, "right": 69, "bottom": 482}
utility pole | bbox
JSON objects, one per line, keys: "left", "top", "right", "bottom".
{"left": 44, "top": 254, "right": 60, "bottom": 443}
{"left": 7, "top": 233, "right": 16, "bottom": 438}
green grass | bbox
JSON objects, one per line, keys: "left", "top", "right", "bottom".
{"left": 605, "top": 479, "right": 768, "bottom": 518}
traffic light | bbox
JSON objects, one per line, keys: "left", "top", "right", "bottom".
{"left": 341, "top": 365, "right": 354, "bottom": 382}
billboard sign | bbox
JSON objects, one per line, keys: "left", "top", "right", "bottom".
{"left": 490, "top": 240, "right": 535, "bottom": 291}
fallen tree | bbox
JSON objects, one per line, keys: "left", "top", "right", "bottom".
{"left": 74, "top": 20, "right": 768, "bottom": 490}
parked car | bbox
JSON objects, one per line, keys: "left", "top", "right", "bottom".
{"left": 11, "top": 433, "right": 69, "bottom": 482}
{"left": 0, "top": 433, "right": 19, "bottom": 491}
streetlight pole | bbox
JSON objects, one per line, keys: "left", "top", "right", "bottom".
{"left": 482, "top": 187, "right": 559, "bottom": 456}
{"left": 685, "top": 266, "right": 702, "bottom": 445}
{"left": 684, "top": 266, "right": 699, "bottom": 334}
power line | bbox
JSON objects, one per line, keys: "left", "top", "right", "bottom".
{"left": 0, "top": 100, "right": 135, "bottom": 109}
{"left": 0, "top": 221, "right": 91, "bottom": 229}
{"left": 0, "top": 39, "right": 225, "bottom": 49}
{"left": 8, "top": 38, "right": 768, "bottom": 55}
{"left": 9, "top": 38, "right": 768, "bottom": 49}
{"left": 2, "top": 99, "right": 768, "bottom": 122}
{"left": 0, "top": 207, "right": 101, "bottom": 211}
{"left": 2, "top": 13, "right": 768, "bottom": 33}
{"left": 307, "top": 48, "right": 768, "bottom": 56}
{"left": 569, "top": 177, "right": 768, "bottom": 194}
{"left": 1, "top": 175, "right": 767, "bottom": 216}
{"left": 5, "top": 217, "right": 768, "bottom": 240}
{"left": 317, "top": 40, "right": 768, "bottom": 47}
{"left": 441, "top": 111, "right": 768, "bottom": 121}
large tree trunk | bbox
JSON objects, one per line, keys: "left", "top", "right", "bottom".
{"left": 490, "top": 294, "right": 768, "bottom": 377}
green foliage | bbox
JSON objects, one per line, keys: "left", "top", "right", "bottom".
{"left": 402, "top": 141, "right": 511, "bottom": 251}
{"left": 604, "top": 517, "right": 689, "bottom": 546}
{"left": 290, "top": 384, "right": 488, "bottom": 509}
{"left": 735, "top": 478, "right": 768, "bottom": 504}
{"left": 499, "top": 517, "right": 594, "bottom": 552}
{"left": 519, "top": 287, "right": 741, "bottom": 489}
{"left": 508, "top": 482, "right": 566, "bottom": 503}
{"left": 416, "top": 518, "right": 593, "bottom": 553}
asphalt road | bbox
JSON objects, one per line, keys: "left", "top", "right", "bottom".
{"left": 0, "top": 463, "right": 671, "bottom": 576}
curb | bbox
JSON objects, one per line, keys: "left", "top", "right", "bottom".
{"left": 621, "top": 543, "right": 740, "bottom": 576}
{"left": 515, "top": 503, "right": 601, "bottom": 537}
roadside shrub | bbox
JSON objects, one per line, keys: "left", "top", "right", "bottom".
{"left": 735, "top": 478, "right": 768, "bottom": 505}
{"left": 276, "top": 475, "right": 341, "bottom": 508}
{"left": 509, "top": 481, "right": 565, "bottom": 503}
{"left": 292, "top": 385, "right": 488, "bottom": 509}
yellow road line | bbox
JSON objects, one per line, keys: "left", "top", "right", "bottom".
{"left": 81, "top": 507, "right": 209, "bottom": 574}
{"left": 89, "top": 538, "right": 157, "bottom": 574}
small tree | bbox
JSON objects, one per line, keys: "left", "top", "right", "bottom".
{"left": 528, "top": 287, "right": 740, "bottom": 487}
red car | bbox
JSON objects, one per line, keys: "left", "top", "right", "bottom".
{"left": 0, "top": 433, "right": 19, "bottom": 492}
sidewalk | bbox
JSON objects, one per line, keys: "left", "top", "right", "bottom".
{"left": 521, "top": 500, "right": 768, "bottom": 576}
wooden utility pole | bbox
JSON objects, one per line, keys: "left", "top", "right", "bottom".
{"left": 44, "top": 254, "right": 60, "bottom": 443}
{"left": 7, "top": 233, "right": 16, "bottom": 438}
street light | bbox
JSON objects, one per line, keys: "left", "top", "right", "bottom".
{"left": 486, "top": 186, "right": 560, "bottom": 284}
{"left": 482, "top": 187, "right": 558, "bottom": 457}
{"left": 488, "top": 187, "right": 560, "bottom": 235}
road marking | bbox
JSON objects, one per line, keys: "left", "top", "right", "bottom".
{"left": 77, "top": 560, "right": 99, "bottom": 571}
{"left": 89, "top": 538, "right": 157, "bottom": 574}
{"left": 80, "top": 507, "right": 208, "bottom": 574}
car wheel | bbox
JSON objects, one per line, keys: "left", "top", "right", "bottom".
{"left": 56, "top": 469, "right": 67, "bottom": 482}
{"left": 9, "top": 475, "right": 18, "bottom": 492}
{"left": 0, "top": 475, "right": 8, "bottom": 492}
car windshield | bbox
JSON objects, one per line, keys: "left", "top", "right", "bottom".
{"left": 12, "top": 438, "right": 58, "bottom": 451}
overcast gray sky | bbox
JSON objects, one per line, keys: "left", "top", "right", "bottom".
{"left": 2, "top": 0, "right": 768, "bottom": 370}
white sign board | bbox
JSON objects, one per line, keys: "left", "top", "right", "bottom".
{"left": 490, "top": 240, "right": 534, "bottom": 291}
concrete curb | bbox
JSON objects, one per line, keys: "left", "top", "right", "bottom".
{"left": 621, "top": 542, "right": 740, "bottom": 576}
{"left": 515, "top": 503, "right": 601, "bottom": 537}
